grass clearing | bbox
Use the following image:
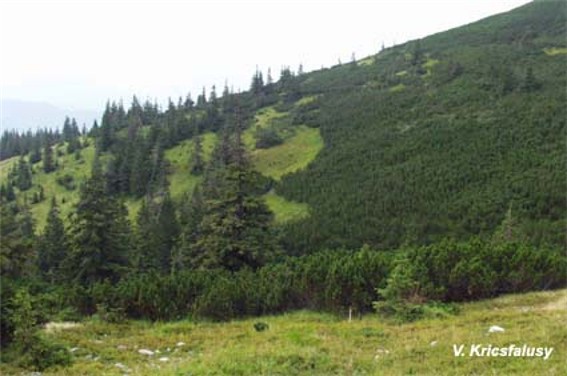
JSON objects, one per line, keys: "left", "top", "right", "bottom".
{"left": 3, "top": 289, "right": 564, "bottom": 375}
{"left": 252, "top": 126, "right": 323, "bottom": 181}
{"left": 358, "top": 57, "right": 375, "bottom": 66}
{"left": 295, "top": 95, "right": 318, "bottom": 107}
{"left": 243, "top": 106, "right": 289, "bottom": 149}
{"left": 543, "top": 47, "right": 567, "bottom": 56}
{"left": 389, "top": 83, "right": 406, "bottom": 93}
{"left": 164, "top": 132, "right": 217, "bottom": 201}
{"left": 263, "top": 191, "right": 310, "bottom": 224}
{"left": 423, "top": 58, "right": 440, "bottom": 77}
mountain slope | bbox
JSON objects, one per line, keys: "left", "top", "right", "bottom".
{"left": 276, "top": 0, "right": 566, "bottom": 251}
{"left": 1, "top": 1, "right": 565, "bottom": 253}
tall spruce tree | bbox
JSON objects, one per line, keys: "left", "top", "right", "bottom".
{"left": 193, "top": 111, "right": 278, "bottom": 271}
{"left": 38, "top": 197, "right": 67, "bottom": 283}
{"left": 0, "top": 203, "right": 36, "bottom": 280}
{"left": 99, "top": 102, "right": 114, "bottom": 151}
{"left": 134, "top": 191, "right": 179, "bottom": 273}
{"left": 129, "top": 135, "right": 152, "bottom": 197}
{"left": 190, "top": 135, "right": 205, "bottom": 175}
{"left": 43, "top": 143, "right": 55, "bottom": 173}
{"left": 16, "top": 157, "right": 32, "bottom": 191}
{"left": 29, "top": 141, "right": 42, "bottom": 164}
{"left": 172, "top": 188, "right": 205, "bottom": 272}
{"left": 65, "top": 158, "right": 131, "bottom": 285}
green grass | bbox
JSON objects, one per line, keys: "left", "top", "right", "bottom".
{"left": 164, "top": 132, "right": 217, "bottom": 202}
{"left": 389, "top": 83, "right": 406, "bottom": 93}
{"left": 357, "top": 57, "right": 374, "bottom": 66}
{"left": 295, "top": 95, "right": 318, "bottom": 107}
{"left": 263, "top": 191, "right": 310, "bottom": 224}
{"left": 252, "top": 126, "right": 323, "bottom": 181}
{"left": 243, "top": 105, "right": 289, "bottom": 149}
{"left": 543, "top": 47, "right": 567, "bottom": 56}
{"left": 3, "top": 289, "right": 564, "bottom": 375}
{"left": 423, "top": 58, "right": 440, "bottom": 77}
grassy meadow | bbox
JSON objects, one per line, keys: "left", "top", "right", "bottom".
{"left": 1, "top": 289, "right": 564, "bottom": 375}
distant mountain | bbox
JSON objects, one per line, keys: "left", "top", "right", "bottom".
{"left": 0, "top": 99, "right": 100, "bottom": 132}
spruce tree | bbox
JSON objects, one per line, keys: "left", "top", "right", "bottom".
{"left": 43, "top": 143, "right": 55, "bottom": 173}
{"left": 38, "top": 197, "right": 68, "bottom": 283}
{"left": 194, "top": 113, "right": 278, "bottom": 271}
{"left": 134, "top": 191, "right": 179, "bottom": 273}
{"left": 62, "top": 116, "right": 72, "bottom": 142}
{"left": 133, "top": 198, "right": 158, "bottom": 272}
{"left": 29, "top": 142, "right": 42, "bottom": 164}
{"left": 129, "top": 136, "right": 152, "bottom": 197}
{"left": 191, "top": 135, "right": 205, "bottom": 175}
{"left": 5, "top": 183, "right": 15, "bottom": 202}
{"left": 172, "top": 188, "right": 205, "bottom": 272}
{"left": 0, "top": 203, "right": 36, "bottom": 280}
{"left": 156, "top": 193, "right": 179, "bottom": 271}
{"left": 99, "top": 102, "right": 114, "bottom": 151}
{"left": 16, "top": 157, "right": 32, "bottom": 191}
{"left": 65, "top": 158, "right": 131, "bottom": 285}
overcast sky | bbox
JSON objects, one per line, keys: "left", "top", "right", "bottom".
{"left": 1, "top": 0, "right": 530, "bottom": 112}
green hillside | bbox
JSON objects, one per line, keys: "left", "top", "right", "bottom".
{"left": 0, "top": 141, "right": 99, "bottom": 229}
{"left": 0, "top": 102, "right": 323, "bottom": 229}
{"left": 276, "top": 0, "right": 567, "bottom": 251}
{"left": 3, "top": 2, "right": 563, "bottom": 251}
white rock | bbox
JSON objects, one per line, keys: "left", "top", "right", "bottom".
{"left": 430, "top": 341, "right": 438, "bottom": 347}
{"left": 488, "top": 325, "right": 505, "bottom": 333}
{"left": 374, "top": 349, "right": 390, "bottom": 361}
{"left": 69, "top": 347, "right": 80, "bottom": 352}
{"left": 44, "top": 321, "right": 82, "bottom": 333}
{"left": 159, "top": 357, "right": 169, "bottom": 362}
{"left": 166, "top": 347, "right": 171, "bottom": 352}
{"left": 176, "top": 342, "right": 185, "bottom": 347}
{"left": 138, "top": 349, "right": 155, "bottom": 356}
{"left": 155, "top": 349, "right": 161, "bottom": 354}
{"left": 115, "top": 363, "right": 128, "bottom": 370}
{"left": 117, "top": 345, "right": 127, "bottom": 350}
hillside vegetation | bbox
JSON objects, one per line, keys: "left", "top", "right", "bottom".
{"left": 277, "top": 0, "right": 566, "bottom": 251}
{"left": 0, "top": 105, "right": 323, "bottom": 228}
{"left": 2, "top": 2, "right": 564, "bottom": 252}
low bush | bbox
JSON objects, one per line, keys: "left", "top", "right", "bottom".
{"left": 374, "top": 238, "right": 566, "bottom": 321}
{"left": 255, "top": 128, "right": 283, "bottom": 149}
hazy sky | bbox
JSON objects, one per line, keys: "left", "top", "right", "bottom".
{"left": 1, "top": 0, "right": 531, "bottom": 112}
